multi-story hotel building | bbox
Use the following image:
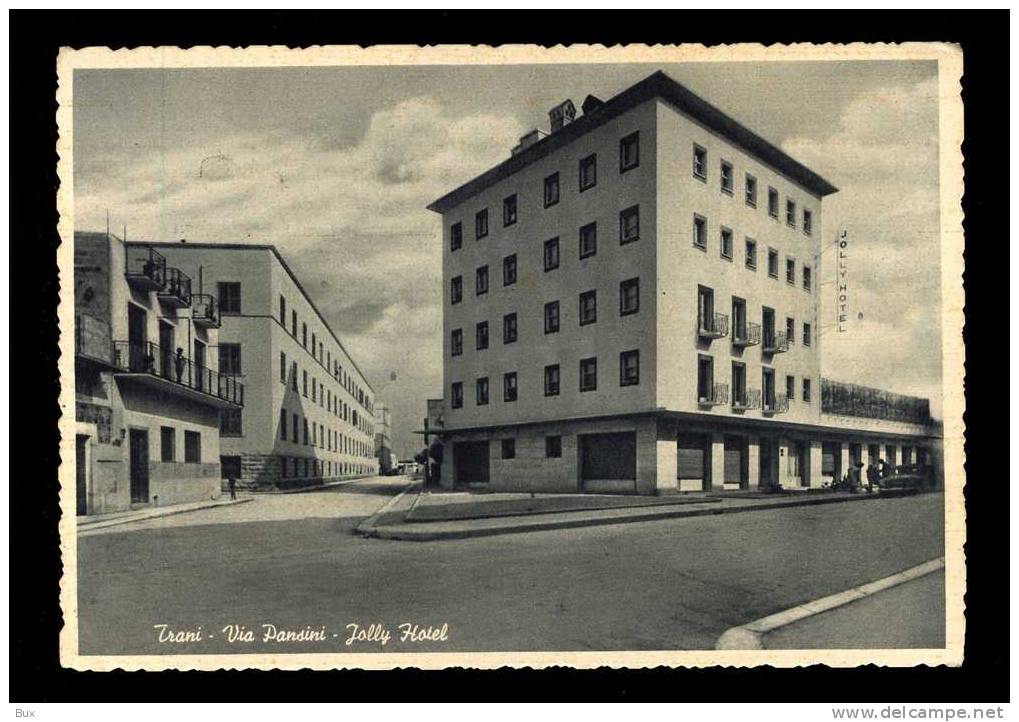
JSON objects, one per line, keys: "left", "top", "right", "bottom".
{"left": 74, "top": 232, "right": 243, "bottom": 514}
{"left": 141, "top": 242, "right": 379, "bottom": 490}
{"left": 427, "top": 70, "right": 938, "bottom": 494}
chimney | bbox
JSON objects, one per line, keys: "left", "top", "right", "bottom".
{"left": 548, "top": 99, "right": 577, "bottom": 133}
{"left": 581, "top": 95, "right": 604, "bottom": 115}
{"left": 511, "top": 129, "right": 546, "bottom": 156}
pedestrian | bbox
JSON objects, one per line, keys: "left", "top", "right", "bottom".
{"left": 227, "top": 476, "right": 237, "bottom": 501}
{"left": 174, "top": 347, "right": 186, "bottom": 383}
{"left": 878, "top": 457, "right": 889, "bottom": 479}
{"left": 865, "top": 463, "right": 877, "bottom": 493}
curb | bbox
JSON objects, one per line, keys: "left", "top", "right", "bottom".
{"left": 714, "top": 557, "right": 946, "bottom": 650}
{"left": 355, "top": 481, "right": 421, "bottom": 538}
{"left": 77, "top": 497, "right": 253, "bottom": 532}
{"left": 371, "top": 488, "right": 909, "bottom": 541}
{"left": 271, "top": 476, "right": 379, "bottom": 495}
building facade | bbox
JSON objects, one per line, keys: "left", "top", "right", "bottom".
{"left": 74, "top": 232, "right": 243, "bottom": 515}
{"left": 375, "top": 404, "right": 394, "bottom": 475}
{"left": 428, "top": 71, "right": 938, "bottom": 494}
{"left": 142, "top": 242, "right": 379, "bottom": 490}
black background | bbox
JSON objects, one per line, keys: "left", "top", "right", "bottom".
{"left": 10, "top": 9, "right": 1006, "bottom": 703}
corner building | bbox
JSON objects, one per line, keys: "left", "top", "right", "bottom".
{"left": 428, "top": 71, "right": 937, "bottom": 494}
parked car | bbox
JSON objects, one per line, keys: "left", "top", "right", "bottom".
{"left": 879, "top": 464, "right": 933, "bottom": 491}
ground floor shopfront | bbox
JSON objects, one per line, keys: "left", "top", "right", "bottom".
{"left": 439, "top": 413, "right": 938, "bottom": 495}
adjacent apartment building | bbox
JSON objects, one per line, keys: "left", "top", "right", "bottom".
{"left": 374, "top": 404, "right": 394, "bottom": 475}
{"left": 74, "top": 232, "right": 243, "bottom": 515}
{"left": 427, "top": 70, "right": 939, "bottom": 494}
{"left": 143, "top": 242, "right": 379, "bottom": 490}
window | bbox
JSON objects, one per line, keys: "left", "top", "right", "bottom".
{"left": 473, "top": 265, "right": 489, "bottom": 296}
{"left": 451, "top": 275, "right": 463, "bottom": 304}
{"left": 217, "top": 282, "right": 241, "bottom": 315}
{"left": 786, "top": 317, "right": 796, "bottom": 344}
{"left": 501, "top": 438, "right": 516, "bottom": 459}
{"left": 544, "top": 364, "right": 560, "bottom": 396}
{"left": 544, "top": 237, "right": 560, "bottom": 271}
{"left": 279, "top": 295, "right": 286, "bottom": 326}
{"left": 768, "top": 187, "right": 779, "bottom": 218}
{"left": 579, "top": 357, "right": 598, "bottom": 392}
{"left": 732, "top": 361, "right": 747, "bottom": 406}
{"left": 745, "top": 173, "right": 757, "bottom": 207}
{"left": 475, "top": 208, "right": 489, "bottom": 239}
{"left": 476, "top": 321, "right": 489, "bottom": 350}
{"left": 303, "top": 418, "right": 309, "bottom": 445}
{"left": 803, "top": 378, "right": 812, "bottom": 402}
{"left": 312, "top": 378, "right": 317, "bottom": 403}
{"left": 803, "top": 322, "right": 812, "bottom": 347}
{"left": 291, "top": 414, "right": 299, "bottom": 443}
{"left": 619, "top": 277, "right": 639, "bottom": 316}
{"left": 546, "top": 436, "right": 562, "bottom": 458}
{"left": 745, "top": 238, "right": 758, "bottom": 270}
{"left": 620, "top": 131, "right": 639, "bottom": 172}
{"left": 220, "top": 408, "right": 242, "bottom": 437}
{"left": 803, "top": 265, "right": 812, "bottom": 291}
{"left": 450, "top": 221, "right": 462, "bottom": 251}
{"left": 279, "top": 352, "right": 287, "bottom": 384}
{"left": 579, "top": 222, "right": 597, "bottom": 259}
{"left": 803, "top": 209, "right": 813, "bottom": 236}
{"left": 786, "top": 374, "right": 796, "bottom": 401}
{"left": 302, "top": 369, "right": 308, "bottom": 396}
{"left": 476, "top": 377, "right": 489, "bottom": 405}
{"left": 693, "top": 144, "right": 707, "bottom": 180}
{"left": 160, "top": 426, "right": 175, "bottom": 462}
{"left": 543, "top": 172, "right": 560, "bottom": 208}
{"left": 619, "top": 350, "right": 640, "bottom": 386}
{"left": 762, "top": 367, "right": 776, "bottom": 410}
{"left": 503, "top": 254, "right": 517, "bottom": 286}
{"left": 184, "top": 431, "right": 201, "bottom": 463}
{"left": 697, "top": 355, "right": 714, "bottom": 401}
{"left": 451, "top": 328, "right": 463, "bottom": 357}
{"left": 312, "top": 333, "right": 316, "bottom": 358}
{"left": 693, "top": 214, "right": 707, "bottom": 250}
{"left": 579, "top": 153, "right": 597, "bottom": 191}
{"left": 720, "top": 160, "right": 733, "bottom": 195}
{"left": 503, "top": 313, "right": 518, "bottom": 344}
{"left": 291, "top": 362, "right": 298, "bottom": 391}
{"left": 786, "top": 199, "right": 797, "bottom": 227}
{"left": 786, "top": 257, "right": 796, "bottom": 285}
{"left": 544, "top": 301, "right": 560, "bottom": 334}
{"left": 503, "top": 372, "right": 518, "bottom": 402}
{"left": 302, "top": 323, "right": 307, "bottom": 348}
{"left": 503, "top": 194, "right": 517, "bottom": 226}
{"left": 720, "top": 227, "right": 733, "bottom": 260}
{"left": 619, "top": 205, "right": 640, "bottom": 244}
{"left": 451, "top": 382, "right": 463, "bottom": 409}
{"left": 579, "top": 290, "right": 597, "bottom": 326}
{"left": 218, "top": 343, "right": 241, "bottom": 376}
{"left": 768, "top": 248, "right": 779, "bottom": 278}
{"left": 731, "top": 296, "right": 748, "bottom": 341}
{"left": 279, "top": 410, "right": 288, "bottom": 440}
{"left": 291, "top": 309, "right": 297, "bottom": 337}
{"left": 697, "top": 285, "right": 715, "bottom": 332}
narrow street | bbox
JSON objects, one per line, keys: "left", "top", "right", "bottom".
{"left": 76, "top": 482, "right": 945, "bottom": 655}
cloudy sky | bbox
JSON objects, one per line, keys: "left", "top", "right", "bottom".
{"left": 73, "top": 59, "right": 942, "bottom": 457}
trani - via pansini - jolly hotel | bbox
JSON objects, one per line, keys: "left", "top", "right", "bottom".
{"left": 428, "top": 70, "right": 941, "bottom": 494}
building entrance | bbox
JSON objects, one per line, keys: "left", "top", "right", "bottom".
{"left": 453, "top": 441, "right": 490, "bottom": 485}
{"left": 129, "top": 428, "right": 150, "bottom": 505}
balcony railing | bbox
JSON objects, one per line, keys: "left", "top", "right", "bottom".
{"left": 732, "top": 320, "right": 762, "bottom": 348}
{"left": 697, "top": 382, "right": 729, "bottom": 407}
{"left": 191, "top": 293, "right": 220, "bottom": 328}
{"left": 762, "top": 330, "right": 789, "bottom": 354}
{"left": 113, "top": 340, "right": 244, "bottom": 406}
{"left": 732, "top": 387, "right": 761, "bottom": 411}
{"left": 697, "top": 312, "right": 729, "bottom": 340}
{"left": 158, "top": 268, "right": 193, "bottom": 308}
{"left": 125, "top": 246, "right": 167, "bottom": 291}
{"left": 763, "top": 393, "right": 790, "bottom": 414}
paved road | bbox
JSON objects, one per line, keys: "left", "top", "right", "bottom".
{"left": 76, "top": 483, "right": 945, "bottom": 655}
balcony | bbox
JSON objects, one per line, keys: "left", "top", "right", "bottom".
{"left": 112, "top": 340, "right": 244, "bottom": 408}
{"left": 125, "top": 246, "right": 167, "bottom": 291}
{"left": 762, "top": 330, "right": 789, "bottom": 354}
{"left": 763, "top": 393, "right": 790, "bottom": 415}
{"left": 732, "top": 320, "right": 762, "bottom": 348}
{"left": 192, "top": 293, "right": 220, "bottom": 328}
{"left": 697, "top": 382, "right": 729, "bottom": 407}
{"left": 75, "top": 314, "right": 120, "bottom": 370}
{"left": 732, "top": 387, "right": 761, "bottom": 411}
{"left": 697, "top": 312, "right": 729, "bottom": 341}
{"left": 158, "top": 268, "right": 193, "bottom": 309}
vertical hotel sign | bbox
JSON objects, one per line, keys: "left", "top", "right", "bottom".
{"left": 836, "top": 229, "right": 849, "bottom": 332}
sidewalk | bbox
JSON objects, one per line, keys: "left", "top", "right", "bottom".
{"left": 77, "top": 496, "right": 252, "bottom": 531}
{"left": 362, "top": 487, "right": 926, "bottom": 541}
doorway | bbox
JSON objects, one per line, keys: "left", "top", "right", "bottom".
{"left": 127, "top": 303, "right": 147, "bottom": 371}
{"left": 129, "top": 428, "right": 150, "bottom": 505}
{"left": 76, "top": 434, "right": 89, "bottom": 515}
{"left": 759, "top": 437, "right": 779, "bottom": 488}
{"left": 453, "top": 441, "right": 490, "bottom": 485}
{"left": 158, "top": 320, "right": 175, "bottom": 379}
{"left": 579, "top": 432, "right": 637, "bottom": 493}
{"left": 194, "top": 340, "right": 206, "bottom": 391}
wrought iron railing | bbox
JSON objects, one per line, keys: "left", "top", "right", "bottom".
{"left": 763, "top": 393, "right": 789, "bottom": 414}
{"left": 762, "top": 330, "right": 789, "bottom": 354}
{"left": 732, "top": 387, "right": 761, "bottom": 410}
{"left": 697, "top": 382, "right": 729, "bottom": 407}
{"left": 112, "top": 340, "right": 244, "bottom": 406}
{"left": 125, "top": 246, "right": 167, "bottom": 289}
{"left": 158, "top": 268, "right": 193, "bottom": 307}
{"left": 191, "top": 293, "right": 220, "bottom": 327}
{"left": 698, "top": 311, "right": 729, "bottom": 339}
{"left": 732, "top": 320, "right": 761, "bottom": 347}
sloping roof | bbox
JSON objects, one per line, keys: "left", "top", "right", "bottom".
{"left": 427, "top": 70, "right": 838, "bottom": 214}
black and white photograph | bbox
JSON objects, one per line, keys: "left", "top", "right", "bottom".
{"left": 55, "top": 42, "right": 965, "bottom": 671}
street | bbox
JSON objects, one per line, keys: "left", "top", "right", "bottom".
{"left": 76, "top": 479, "right": 945, "bottom": 655}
